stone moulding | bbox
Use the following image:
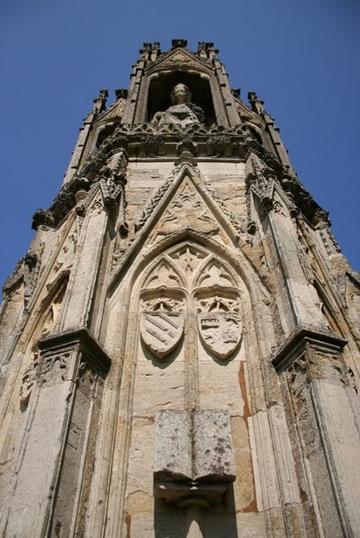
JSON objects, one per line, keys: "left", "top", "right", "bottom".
{"left": 37, "top": 327, "right": 111, "bottom": 376}
{"left": 32, "top": 112, "right": 331, "bottom": 234}
{"left": 271, "top": 325, "right": 347, "bottom": 374}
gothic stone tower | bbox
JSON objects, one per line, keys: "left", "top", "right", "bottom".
{"left": 1, "top": 40, "right": 360, "bottom": 538}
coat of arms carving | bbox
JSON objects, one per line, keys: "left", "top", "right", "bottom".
{"left": 197, "top": 296, "right": 242, "bottom": 359}
{"left": 140, "top": 297, "right": 184, "bottom": 359}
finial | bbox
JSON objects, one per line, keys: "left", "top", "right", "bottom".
{"left": 115, "top": 89, "right": 128, "bottom": 100}
{"left": 197, "top": 41, "right": 218, "bottom": 60}
{"left": 139, "top": 42, "right": 161, "bottom": 61}
{"left": 93, "top": 89, "right": 108, "bottom": 113}
{"left": 171, "top": 38, "right": 188, "bottom": 49}
{"left": 248, "top": 92, "right": 264, "bottom": 115}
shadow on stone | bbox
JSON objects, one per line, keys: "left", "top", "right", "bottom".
{"left": 154, "top": 485, "right": 238, "bottom": 538}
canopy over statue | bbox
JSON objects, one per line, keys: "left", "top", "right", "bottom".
{"left": 151, "top": 83, "right": 205, "bottom": 128}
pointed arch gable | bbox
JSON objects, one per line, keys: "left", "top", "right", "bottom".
{"left": 142, "top": 255, "right": 186, "bottom": 290}
{"left": 194, "top": 255, "right": 238, "bottom": 289}
{"left": 109, "top": 161, "right": 270, "bottom": 304}
{"left": 108, "top": 229, "right": 270, "bottom": 309}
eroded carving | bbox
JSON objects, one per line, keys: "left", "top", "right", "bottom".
{"left": 40, "top": 351, "right": 71, "bottom": 385}
{"left": 151, "top": 83, "right": 204, "bottom": 128}
{"left": 196, "top": 295, "right": 242, "bottom": 359}
{"left": 134, "top": 176, "right": 173, "bottom": 232}
{"left": 140, "top": 296, "right": 184, "bottom": 359}
{"left": 151, "top": 180, "right": 219, "bottom": 241}
{"left": 168, "top": 245, "right": 208, "bottom": 275}
{"left": 19, "top": 352, "right": 40, "bottom": 409}
{"left": 24, "top": 243, "right": 44, "bottom": 310}
{"left": 197, "top": 260, "right": 235, "bottom": 288}
{"left": 144, "top": 261, "right": 183, "bottom": 289}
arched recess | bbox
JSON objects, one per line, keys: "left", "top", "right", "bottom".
{"left": 134, "top": 63, "right": 229, "bottom": 126}
{"left": 95, "top": 234, "right": 282, "bottom": 536}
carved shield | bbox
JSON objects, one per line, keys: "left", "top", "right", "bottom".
{"left": 198, "top": 312, "right": 242, "bottom": 360}
{"left": 140, "top": 311, "right": 184, "bottom": 359}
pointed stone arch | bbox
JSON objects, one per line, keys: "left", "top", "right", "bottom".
{"left": 142, "top": 256, "right": 186, "bottom": 290}
{"left": 95, "top": 227, "right": 289, "bottom": 538}
{"left": 194, "top": 255, "right": 237, "bottom": 289}
{"left": 110, "top": 228, "right": 270, "bottom": 307}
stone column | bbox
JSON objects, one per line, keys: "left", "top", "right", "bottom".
{"left": 248, "top": 92, "right": 295, "bottom": 174}
{"left": 59, "top": 192, "right": 109, "bottom": 332}
{"left": 122, "top": 54, "right": 146, "bottom": 125}
{"left": 213, "top": 58, "right": 240, "bottom": 128}
{"left": 62, "top": 89, "right": 108, "bottom": 185}
{"left": 2, "top": 329, "right": 110, "bottom": 537}
{"left": 273, "top": 328, "right": 360, "bottom": 537}
{"left": 266, "top": 201, "right": 325, "bottom": 333}
{"left": 62, "top": 111, "right": 95, "bottom": 185}
{"left": 250, "top": 168, "right": 326, "bottom": 335}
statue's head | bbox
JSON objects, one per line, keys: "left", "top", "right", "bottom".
{"left": 171, "top": 83, "right": 191, "bottom": 105}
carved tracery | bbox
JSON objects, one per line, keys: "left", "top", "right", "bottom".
{"left": 139, "top": 244, "right": 242, "bottom": 361}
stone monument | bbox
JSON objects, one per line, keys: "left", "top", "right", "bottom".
{"left": 1, "top": 39, "right": 360, "bottom": 537}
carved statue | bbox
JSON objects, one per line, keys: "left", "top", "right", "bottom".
{"left": 151, "top": 83, "right": 205, "bottom": 127}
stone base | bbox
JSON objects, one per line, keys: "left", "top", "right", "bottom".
{"left": 154, "top": 480, "right": 230, "bottom": 507}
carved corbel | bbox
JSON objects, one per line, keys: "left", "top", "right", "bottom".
{"left": 24, "top": 244, "right": 44, "bottom": 309}
{"left": 175, "top": 137, "right": 198, "bottom": 165}
{"left": 37, "top": 328, "right": 111, "bottom": 387}
{"left": 247, "top": 169, "right": 275, "bottom": 215}
{"left": 32, "top": 209, "right": 55, "bottom": 230}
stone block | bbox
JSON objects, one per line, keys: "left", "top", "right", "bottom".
{"left": 193, "top": 410, "right": 235, "bottom": 482}
{"left": 154, "top": 410, "right": 192, "bottom": 482}
{"left": 154, "top": 409, "right": 235, "bottom": 506}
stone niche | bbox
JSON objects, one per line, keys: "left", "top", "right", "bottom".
{"left": 154, "top": 409, "right": 235, "bottom": 507}
{"left": 145, "top": 72, "right": 216, "bottom": 126}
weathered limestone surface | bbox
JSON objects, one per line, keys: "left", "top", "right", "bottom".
{"left": 154, "top": 410, "right": 192, "bottom": 481}
{"left": 1, "top": 40, "right": 360, "bottom": 538}
{"left": 193, "top": 410, "right": 235, "bottom": 482}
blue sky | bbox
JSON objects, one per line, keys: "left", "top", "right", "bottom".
{"left": 1, "top": 0, "right": 359, "bottom": 289}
